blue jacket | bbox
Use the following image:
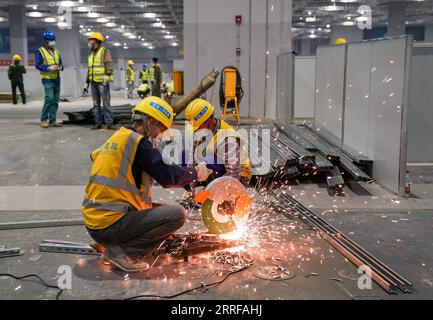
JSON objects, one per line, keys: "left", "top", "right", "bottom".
{"left": 35, "top": 48, "right": 64, "bottom": 84}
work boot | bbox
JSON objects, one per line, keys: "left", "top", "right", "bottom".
{"left": 49, "top": 122, "right": 63, "bottom": 127}
{"left": 89, "top": 241, "right": 105, "bottom": 253}
{"left": 91, "top": 124, "right": 103, "bottom": 130}
{"left": 102, "top": 246, "right": 150, "bottom": 272}
{"left": 41, "top": 121, "right": 49, "bottom": 128}
{"left": 105, "top": 124, "right": 118, "bottom": 130}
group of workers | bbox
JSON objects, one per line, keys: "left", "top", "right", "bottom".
{"left": 126, "top": 58, "right": 162, "bottom": 99}
{"left": 82, "top": 95, "right": 251, "bottom": 272}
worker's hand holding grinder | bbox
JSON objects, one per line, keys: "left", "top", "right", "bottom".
{"left": 195, "top": 162, "right": 213, "bottom": 182}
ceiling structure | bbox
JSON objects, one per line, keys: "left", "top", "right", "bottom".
{"left": 293, "top": 0, "right": 433, "bottom": 39}
{"left": 0, "top": 0, "right": 183, "bottom": 50}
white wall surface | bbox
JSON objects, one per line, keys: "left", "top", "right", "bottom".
{"left": 294, "top": 56, "right": 315, "bottom": 118}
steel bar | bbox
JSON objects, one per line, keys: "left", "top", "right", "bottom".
{"left": 0, "top": 219, "right": 84, "bottom": 231}
{"left": 0, "top": 247, "right": 21, "bottom": 258}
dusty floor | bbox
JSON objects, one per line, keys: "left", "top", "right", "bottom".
{"left": 0, "top": 93, "right": 432, "bottom": 300}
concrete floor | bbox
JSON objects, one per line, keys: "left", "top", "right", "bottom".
{"left": 0, "top": 93, "right": 432, "bottom": 300}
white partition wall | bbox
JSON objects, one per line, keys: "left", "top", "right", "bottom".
{"left": 294, "top": 56, "right": 315, "bottom": 119}
{"left": 313, "top": 36, "right": 412, "bottom": 196}
{"left": 276, "top": 52, "right": 294, "bottom": 122}
{"left": 314, "top": 45, "right": 346, "bottom": 140}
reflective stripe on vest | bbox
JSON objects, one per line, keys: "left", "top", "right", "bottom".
{"left": 140, "top": 69, "right": 149, "bottom": 81}
{"left": 127, "top": 66, "right": 135, "bottom": 81}
{"left": 88, "top": 47, "right": 113, "bottom": 83}
{"left": 82, "top": 127, "right": 152, "bottom": 230}
{"left": 38, "top": 47, "right": 60, "bottom": 80}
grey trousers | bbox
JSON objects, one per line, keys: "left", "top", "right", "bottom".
{"left": 87, "top": 205, "right": 186, "bottom": 258}
{"left": 91, "top": 82, "right": 113, "bottom": 125}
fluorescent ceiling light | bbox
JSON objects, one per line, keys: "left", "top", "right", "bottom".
{"left": 123, "top": 46, "right": 129, "bottom": 49}
{"left": 57, "top": 21, "right": 68, "bottom": 28}
{"left": 127, "top": 34, "right": 137, "bottom": 39}
{"left": 143, "top": 13, "right": 157, "bottom": 18}
{"left": 152, "top": 22, "right": 163, "bottom": 28}
{"left": 306, "top": 17, "right": 316, "bottom": 22}
{"left": 85, "top": 31, "right": 93, "bottom": 36}
{"left": 113, "top": 42, "right": 121, "bottom": 46}
{"left": 148, "top": 46, "right": 154, "bottom": 50}
{"left": 75, "top": 6, "right": 89, "bottom": 12}
{"left": 322, "top": 5, "right": 341, "bottom": 11}
{"left": 307, "top": 11, "right": 312, "bottom": 15}
{"left": 308, "top": 34, "right": 318, "bottom": 39}
{"left": 44, "top": 17, "right": 57, "bottom": 23}
{"left": 59, "top": 1, "right": 77, "bottom": 7}
{"left": 0, "top": 17, "right": 7, "bottom": 22}
{"left": 171, "top": 42, "right": 179, "bottom": 47}
{"left": 106, "top": 22, "right": 116, "bottom": 27}
{"left": 326, "top": 24, "right": 331, "bottom": 28}
{"left": 355, "top": 16, "right": 369, "bottom": 22}
{"left": 341, "top": 21, "right": 355, "bottom": 26}
{"left": 27, "top": 11, "right": 44, "bottom": 18}
{"left": 163, "top": 35, "right": 174, "bottom": 39}
{"left": 97, "top": 17, "right": 108, "bottom": 23}
{"left": 88, "top": 12, "right": 100, "bottom": 18}
{"left": 142, "top": 42, "right": 151, "bottom": 46}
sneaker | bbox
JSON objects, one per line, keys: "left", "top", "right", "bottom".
{"left": 41, "top": 121, "right": 49, "bottom": 128}
{"left": 102, "top": 246, "right": 150, "bottom": 272}
{"left": 91, "top": 124, "right": 103, "bottom": 130}
{"left": 105, "top": 124, "right": 118, "bottom": 130}
{"left": 49, "top": 122, "right": 63, "bottom": 127}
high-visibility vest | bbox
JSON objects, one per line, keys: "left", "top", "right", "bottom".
{"left": 149, "top": 63, "right": 161, "bottom": 82}
{"left": 195, "top": 120, "right": 252, "bottom": 180}
{"left": 88, "top": 46, "right": 114, "bottom": 83}
{"left": 138, "top": 83, "right": 149, "bottom": 92}
{"left": 82, "top": 127, "right": 152, "bottom": 230}
{"left": 126, "top": 66, "right": 135, "bottom": 82}
{"left": 166, "top": 81, "right": 174, "bottom": 94}
{"left": 38, "top": 47, "right": 61, "bottom": 80}
{"left": 140, "top": 69, "right": 149, "bottom": 81}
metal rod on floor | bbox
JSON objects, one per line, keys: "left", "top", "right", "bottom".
{"left": 0, "top": 218, "right": 84, "bottom": 231}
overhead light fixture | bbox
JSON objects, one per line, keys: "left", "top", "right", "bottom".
{"left": 326, "top": 24, "right": 331, "bottom": 28}
{"left": 163, "top": 35, "right": 174, "bottom": 39}
{"left": 32, "top": 5, "right": 37, "bottom": 10}
{"left": 123, "top": 45, "right": 129, "bottom": 49}
{"left": 79, "top": 24, "right": 84, "bottom": 28}
{"left": 57, "top": 21, "right": 68, "bottom": 28}
{"left": 143, "top": 13, "right": 157, "bottom": 18}
{"left": 355, "top": 16, "right": 369, "bottom": 22}
{"left": 347, "top": 16, "right": 351, "bottom": 20}
{"left": 75, "top": 6, "right": 89, "bottom": 12}
{"left": 87, "top": 12, "right": 100, "bottom": 18}
{"left": 310, "top": 30, "right": 315, "bottom": 34}
{"left": 341, "top": 21, "right": 355, "bottom": 26}
{"left": 106, "top": 35, "right": 109, "bottom": 39}
{"left": 27, "top": 11, "right": 44, "bottom": 18}
{"left": 0, "top": 17, "right": 7, "bottom": 22}
{"left": 121, "top": 25, "right": 125, "bottom": 29}
{"left": 322, "top": 5, "right": 340, "bottom": 11}
{"left": 171, "top": 42, "right": 179, "bottom": 47}
{"left": 59, "top": 1, "right": 77, "bottom": 7}
{"left": 127, "top": 34, "right": 137, "bottom": 39}
{"left": 148, "top": 46, "right": 154, "bottom": 50}
{"left": 113, "top": 42, "right": 121, "bottom": 46}
{"left": 308, "top": 34, "right": 318, "bottom": 39}
{"left": 85, "top": 31, "right": 93, "bottom": 36}
{"left": 306, "top": 17, "right": 316, "bottom": 22}
{"left": 152, "top": 22, "right": 163, "bottom": 28}
{"left": 318, "top": 27, "right": 322, "bottom": 31}
{"left": 308, "top": 11, "right": 312, "bottom": 15}
{"left": 44, "top": 17, "right": 57, "bottom": 23}
{"left": 142, "top": 42, "right": 150, "bottom": 46}
{"left": 97, "top": 17, "right": 108, "bottom": 23}
{"left": 105, "top": 22, "right": 116, "bottom": 27}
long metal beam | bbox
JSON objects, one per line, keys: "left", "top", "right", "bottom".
{"left": 0, "top": 218, "right": 84, "bottom": 231}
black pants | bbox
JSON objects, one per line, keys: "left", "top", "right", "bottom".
{"left": 87, "top": 204, "right": 186, "bottom": 258}
{"left": 11, "top": 81, "right": 26, "bottom": 104}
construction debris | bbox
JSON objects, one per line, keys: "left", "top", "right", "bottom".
{"left": 215, "top": 250, "right": 253, "bottom": 272}
{"left": 0, "top": 245, "right": 22, "bottom": 258}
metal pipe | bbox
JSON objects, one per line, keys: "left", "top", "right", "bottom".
{"left": 0, "top": 219, "right": 84, "bottom": 231}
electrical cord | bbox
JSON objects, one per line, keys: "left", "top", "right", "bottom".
{"left": 122, "top": 265, "right": 250, "bottom": 300}
{"left": 0, "top": 273, "right": 64, "bottom": 300}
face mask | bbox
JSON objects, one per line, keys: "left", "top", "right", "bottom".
{"left": 149, "top": 132, "right": 163, "bottom": 148}
{"left": 48, "top": 41, "right": 56, "bottom": 48}
{"left": 88, "top": 42, "right": 93, "bottom": 49}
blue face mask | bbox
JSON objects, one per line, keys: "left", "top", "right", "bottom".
{"left": 48, "top": 41, "right": 56, "bottom": 48}
{"left": 88, "top": 42, "right": 93, "bottom": 49}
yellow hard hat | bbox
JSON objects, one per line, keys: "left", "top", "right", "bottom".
{"left": 128, "top": 60, "right": 134, "bottom": 65}
{"left": 88, "top": 32, "right": 104, "bottom": 42}
{"left": 185, "top": 98, "right": 215, "bottom": 131}
{"left": 335, "top": 38, "right": 347, "bottom": 45}
{"left": 132, "top": 96, "right": 174, "bottom": 129}
{"left": 13, "top": 54, "right": 22, "bottom": 61}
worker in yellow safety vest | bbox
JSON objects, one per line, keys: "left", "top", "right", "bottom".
{"left": 82, "top": 96, "right": 212, "bottom": 272}
{"left": 140, "top": 64, "right": 149, "bottom": 84}
{"left": 126, "top": 60, "right": 135, "bottom": 99}
{"left": 86, "top": 31, "right": 115, "bottom": 130}
{"left": 184, "top": 98, "right": 252, "bottom": 186}
{"left": 35, "top": 29, "right": 64, "bottom": 128}
{"left": 149, "top": 57, "right": 162, "bottom": 97}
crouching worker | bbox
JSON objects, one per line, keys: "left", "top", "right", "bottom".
{"left": 184, "top": 98, "right": 252, "bottom": 186}
{"left": 137, "top": 83, "right": 150, "bottom": 99}
{"left": 82, "top": 96, "right": 211, "bottom": 272}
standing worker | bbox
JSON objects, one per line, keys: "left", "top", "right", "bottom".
{"left": 35, "top": 29, "right": 63, "bottom": 128}
{"left": 82, "top": 96, "right": 211, "bottom": 272}
{"left": 7, "top": 54, "right": 26, "bottom": 105}
{"left": 86, "top": 32, "right": 116, "bottom": 130}
{"left": 150, "top": 57, "right": 162, "bottom": 97}
{"left": 126, "top": 60, "right": 135, "bottom": 99}
{"left": 140, "top": 64, "right": 149, "bottom": 85}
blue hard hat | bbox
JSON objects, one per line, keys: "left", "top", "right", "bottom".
{"left": 43, "top": 29, "right": 56, "bottom": 40}
{"left": 143, "top": 64, "right": 147, "bottom": 68}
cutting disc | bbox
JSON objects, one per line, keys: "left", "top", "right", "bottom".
{"left": 201, "top": 176, "right": 252, "bottom": 234}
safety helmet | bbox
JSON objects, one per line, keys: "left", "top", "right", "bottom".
{"left": 185, "top": 98, "right": 215, "bottom": 131}
{"left": 335, "top": 38, "right": 347, "bottom": 45}
{"left": 143, "top": 64, "right": 147, "bottom": 68}
{"left": 128, "top": 60, "right": 134, "bottom": 65}
{"left": 88, "top": 32, "right": 104, "bottom": 42}
{"left": 43, "top": 29, "right": 56, "bottom": 40}
{"left": 13, "top": 54, "right": 22, "bottom": 61}
{"left": 131, "top": 96, "right": 174, "bottom": 129}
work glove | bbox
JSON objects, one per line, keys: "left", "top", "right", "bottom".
{"left": 47, "top": 65, "right": 60, "bottom": 72}
{"left": 195, "top": 162, "right": 213, "bottom": 182}
{"left": 103, "top": 75, "right": 110, "bottom": 83}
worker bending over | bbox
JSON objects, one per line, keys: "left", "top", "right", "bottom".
{"left": 184, "top": 98, "right": 252, "bottom": 186}
{"left": 137, "top": 83, "right": 150, "bottom": 99}
{"left": 126, "top": 60, "right": 135, "bottom": 99}
{"left": 82, "top": 96, "right": 211, "bottom": 272}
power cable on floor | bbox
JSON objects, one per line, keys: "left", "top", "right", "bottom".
{"left": 0, "top": 273, "right": 63, "bottom": 300}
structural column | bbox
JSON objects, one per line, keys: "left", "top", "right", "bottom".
{"left": 387, "top": 1, "right": 407, "bottom": 36}
{"left": 9, "top": 4, "right": 28, "bottom": 65}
